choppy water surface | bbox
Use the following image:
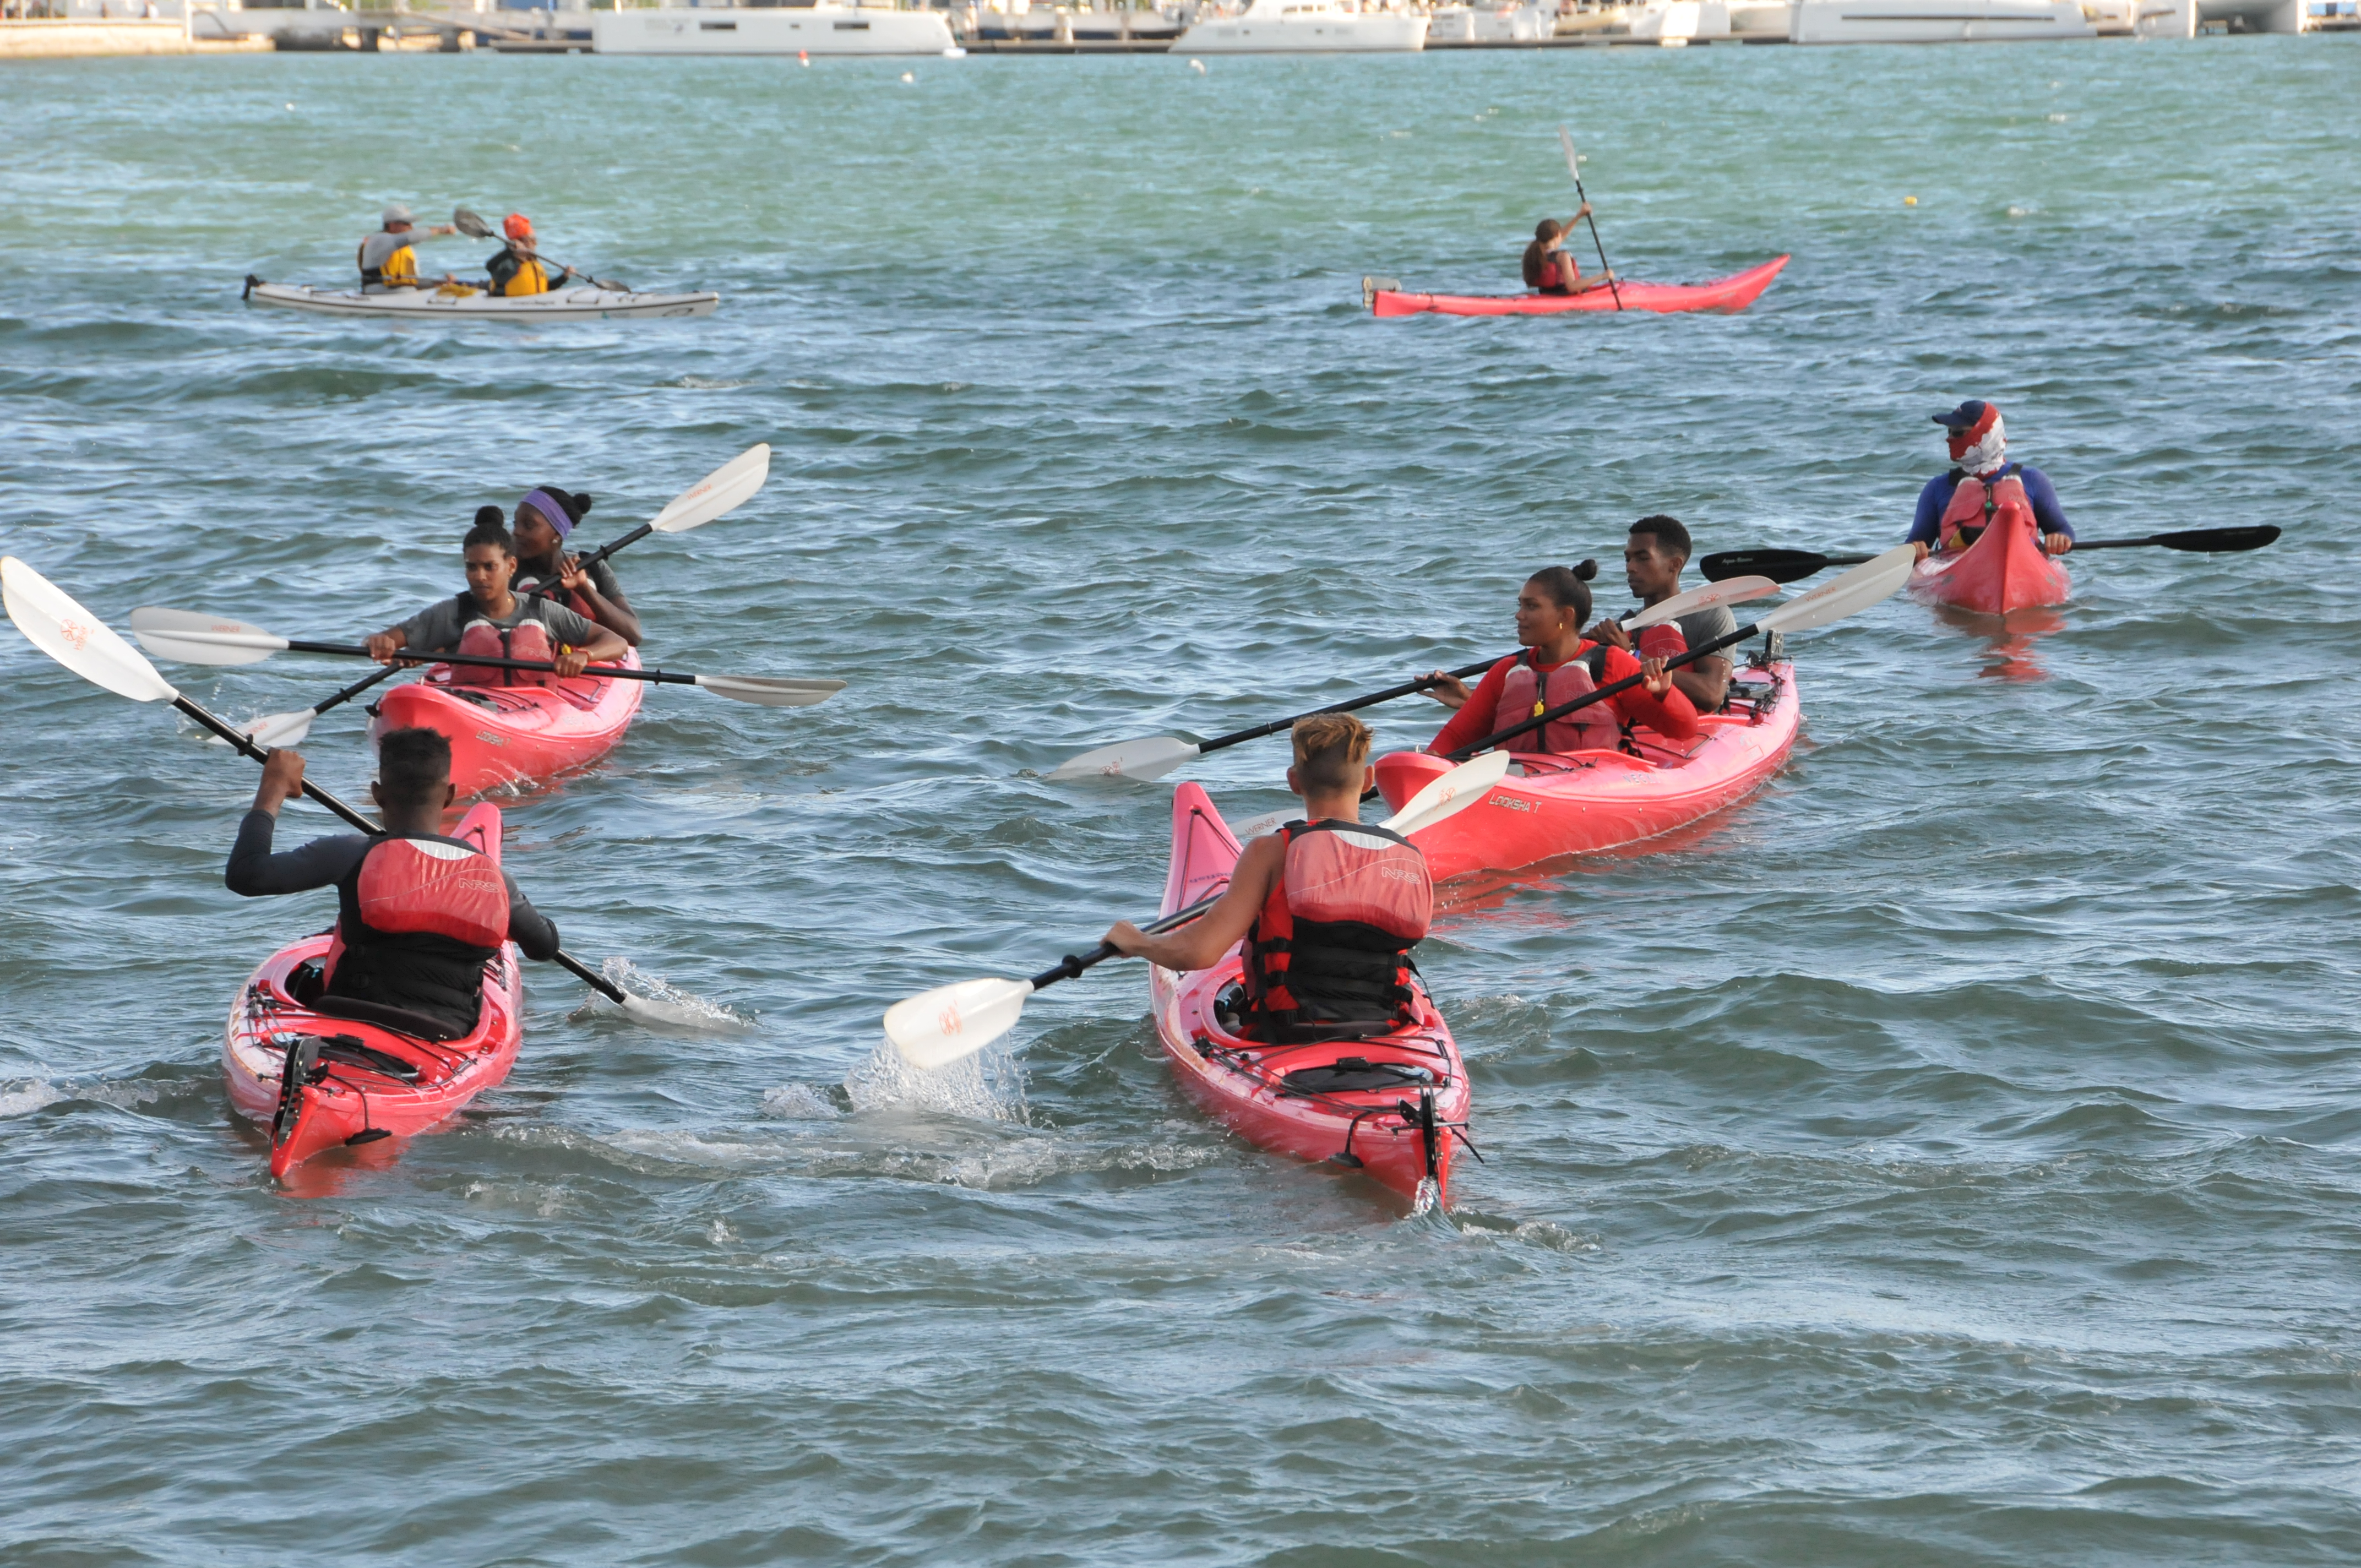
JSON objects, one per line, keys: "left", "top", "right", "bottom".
{"left": 3, "top": 37, "right": 2359, "bottom": 1564}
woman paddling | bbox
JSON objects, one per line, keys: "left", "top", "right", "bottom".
{"left": 1422, "top": 565, "right": 1697, "bottom": 756}
{"left": 509, "top": 489, "right": 643, "bottom": 647}
{"left": 1524, "top": 211, "right": 1617, "bottom": 297}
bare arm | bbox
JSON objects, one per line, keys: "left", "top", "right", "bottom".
{"left": 1671, "top": 655, "right": 1729, "bottom": 714}
{"left": 1103, "top": 835, "right": 1285, "bottom": 974}
{"left": 559, "top": 554, "right": 642, "bottom": 646}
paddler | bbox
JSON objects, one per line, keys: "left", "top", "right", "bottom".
{"left": 357, "top": 203, "right": 458, "bottom": 293}
{"left": 225, "top": 731, "right": 562, "bottom": 1040}
{"left": 1524, "top": 211, "right": 1617, "bottom": 297}
{"left": 1103, "top": 714, "right": 1433, "bottom": 1043}
{"left": 483, "top": 213, "right": 577, "bottom": 299}
{"left": 1908, "top": 399, "right": 2075, "bottom": 563}
{"left": 363, "top": 515, "right": 628, "bottom": 684}
{"left": 1585, "top": 515, "right": 1733, "bottom": 714}
{"left": 508, "top": 489, "right": 643, "bottom": 647}
{"left": 1423, "top": 565, "right": 1699, "bottom": 756}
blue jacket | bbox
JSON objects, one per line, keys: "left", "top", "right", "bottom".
{"left": 1908, "top": 465, "right": 2073, "bottom": 546}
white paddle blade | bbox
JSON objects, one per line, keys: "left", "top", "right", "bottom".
{"left": 1759, "top": 544, "right": 1918, "bottom": 635}
{"left": 1230, "top": 808, "right": 1289, "bottom": 842}
{"left": 1046, "top": 734, "right": 1203, "bottom": 783}
{"left": 1383, "top": 750, "right": 1512, "bottom": 837}
{"left": 2, "top": 558, "right": 178, "bottom": 704}
{"left": 884, "top": 977, "right": 1036, "bottom": 1070}
{"left": 691, "top": 673, "right": 845, "bottom": 708}
{"left": 129, "top": 607, "right": 288, "bottom": 667}
{"left": 651, "top": 444, "right": 770, "bottom": 534}
{"left": 1623, "top": 575, "right": 1780, "bottom": 630}
{"left": 243, "top": 709, "right": 317, "bottom": 748}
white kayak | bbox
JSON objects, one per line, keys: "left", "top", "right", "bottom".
{"left": 242, "top": 277, "right": 719, "bottom": 321}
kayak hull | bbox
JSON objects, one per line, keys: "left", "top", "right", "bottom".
{"left": 1372, "top": 255, "right": 1788, "bottom": 318}
{"left": 246, "top": 281, "right": 719, "bottom": 321}
{"left": 1907, "top": 512, "right": 2072, "bottom": 616}
{"left": 371, "top": 650, "right": 645, "bottom": 798}
{"left": 220, "top": 804, "right": 525, "bottom": 1180}
{"left": 1150, "top": 783, "right": 1470, "bottom": 1207}
{"left": 1374, "top": 663, "right": 1799, "bottom": 882}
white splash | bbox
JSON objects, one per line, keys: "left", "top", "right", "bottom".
{"left": 593, "top": 958, "right": 755, "bottom": 1032}
{"left": 842, "top": 1038, "right": 1029, "bottom": 1125}
{"left": 0, "top": 1079, "right": 63, "bottom": 1118}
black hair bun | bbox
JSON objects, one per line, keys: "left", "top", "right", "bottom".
{"left": 571, "top": 492, "right": 592, "bottom": 519}
{"left": 1574, "top": 558, "right": 1598, "bottom": 581}
{"left": 475, "top": 505, "right": 505, "bottom": 529}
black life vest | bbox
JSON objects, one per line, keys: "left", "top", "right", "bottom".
{"left": 1244, "top": 819, "right": 1433, "bottom": 1041}
{"left": 321, "top": 834, "right": 510, "bottom": 1038}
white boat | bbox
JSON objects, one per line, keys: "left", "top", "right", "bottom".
{"left": 1727, "top": 0, "right": 1792, "bottom": 30}
{"left": 592, "top": 4, "right": 959, "bottom": 54}
{"left": 243, "top": 280, "right": 721, "bottom": 321}
{"left": 1174, "top": 0, "right": 1427, "bottom": 51}
{"left": 1788, "top": 0, "right": 2095, "bottom": 37}
{"left": 1427, "top": 2, "right": 1554, "bottom": 37}
{"left": 1629, "top": 0, "right": 1731, "bottom": 37}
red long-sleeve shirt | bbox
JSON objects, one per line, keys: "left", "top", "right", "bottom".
{"left": 1427, "top": 644, "right": 1700, "bottom": 756}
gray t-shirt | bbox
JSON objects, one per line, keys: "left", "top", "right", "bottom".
{"left": 399, "top": 593, "right": 602, "bottom": 655}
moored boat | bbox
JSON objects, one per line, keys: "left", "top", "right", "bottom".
{"left": 1906, "top": 510, "right": 2072, "bottom": 616}
{"left": 1372, "top": 661, "right": 1799, "bottom": 882}
{"left": 221, "top": 804, "right": 526, "bottom": 1181}
{"left": 244, "top": 279, "right": 719, "bottom": 321}
{"left": 1368, "top": 255, "right": 1788, "bottom": 318}
{"left": 1787, "top": 0, "right": 2095, "bottom": 40}
{"left": 592, "top": 3, "right": 960, "bottom": 53}
{"left": 1149, "top": 783, "right": 1470, "bottom": 1207}
{"left": 370, "top": 651, "right": 646, "bottom": 799}
{"left": 1176, "top": 0, "right": 1429, "bottom": 51}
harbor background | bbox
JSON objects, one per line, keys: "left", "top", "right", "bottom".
{"left": 3, "top": 41, "right": 2359, "bottom": 1564}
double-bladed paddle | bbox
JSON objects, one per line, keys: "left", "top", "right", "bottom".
{"left": 1700, "top": 525, "right": 2282, "bottom": 585}
{"left": 1446, "top": 547, "right": 1918, "bottom": 758}
{"left": 126, "top": 608, "right": 845, "bottom": 710}
{"left": 1047, "top": 574, "right": 1776, "bottom": 785}
{"left": 881, "top": 750, "right": 1515, "bottom": 1071}
{"left": 0, "top": 557, "right": 648, "bottom": 1015}
{"left": 1558, "top": 127, "right": 1622, "bottom": 312}
{"left": 453, "top": 206, "right": 625, "bottom": 293}
{"left": 227, "top": 444, "right": 775, "bottom": 747}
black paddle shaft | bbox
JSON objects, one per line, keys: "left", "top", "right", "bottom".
{"left": 1026, "top": 892, "right": 1222, "bottom": 993}
{"left": 285, "top": 640, "right": 701, "bottom": 687}
{"left": 1446, "top": 622, "right": 1759, "bottom": 760}
{"left": 1196, "top": 657, "right": 1505, "bottom": 757}
{"left": 169, "top": 690, "right": 628, "bottom": 1004}
{"left": 520, "top": 522, "right": 653, "bottom": 605}
{"left": 1702, "top": 525, "right": 2281, "bottom": 584}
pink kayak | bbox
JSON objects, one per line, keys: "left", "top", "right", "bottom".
{"left": 1907, "top": 509, "right": 2072, "bottom": 616}
{"left": 221, "top": 803, "right": 525, "bottom": 1180}
{"left": 1373, "top": 663, "right": 1799, "bottom": 883}
{"left": 371, "top": 650, "right": 645, "bottom": 798}
{"left": 1370, "top": 255, "right": 1788, "bottom": 318}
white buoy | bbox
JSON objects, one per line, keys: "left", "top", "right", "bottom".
{"left": 1188, "top": 57, "right": 1205, "bottom": 71}
{"left": 900, "top": 70, "right": 914, "bottom": 81}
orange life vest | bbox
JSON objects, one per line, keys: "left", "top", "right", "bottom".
{"left": 1497, "top": 646, "right": 1620, "bottom": 755}
{"left": 1938, "top": 464, "right": 2034, "bottom": 554}
{"left": 320, "top": 835, "right": 511, "bottom": 1032}
{"left": 1244, "top": 819, "right": 1433, "bottom": 1039}
{"left": 453, "top": 617, "right": 558, "bottom": 688}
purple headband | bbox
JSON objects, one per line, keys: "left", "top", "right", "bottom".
{"left": 518, "top": 488, "right": 574, "bottom": 540}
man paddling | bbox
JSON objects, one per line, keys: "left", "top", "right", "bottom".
{"left": 357, "top": 203, "right": 457, "bottom": 293}
{"left": 483, "top": 213, "right": 576, "bottom": 298}
{"left": 1585, "top": 515, "right": 1733, "bottom": 714}
{"left": 225, "top": 731, "right": 562, "bottom": 1039}
{"left": 1104, "top": 714, "right": 1433, "bottom": 1043}
{"left": 1423, "top": 565, "right": 1698, "bottom": 756}
{"left": 364, "top": 516, "right": 627, "bottom": 685}
{"left": 1908, "top": 399, "right": 2075, "bottom": 564}
{"left": 508, "top": 489, "right": 642, "bottom": 647}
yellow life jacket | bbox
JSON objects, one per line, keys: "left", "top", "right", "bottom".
{"left": 358, "top": 241, "right": 419, "bottom": 288}
{"left": 496, "top": 258, "right": 551, "bottom": 298}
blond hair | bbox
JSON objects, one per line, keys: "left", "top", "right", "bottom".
{"left": 1291, "top": 712, "right": 1373, "bottom": 792}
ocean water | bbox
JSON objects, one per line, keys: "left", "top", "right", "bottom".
{"left": 3, "top": 35, "right": 2359, "bottom": 1565}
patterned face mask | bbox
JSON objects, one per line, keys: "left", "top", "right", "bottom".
{"left": 1946, "top": 407, "right": 2007, "bottom": 477}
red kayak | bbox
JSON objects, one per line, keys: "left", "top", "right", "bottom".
{"left": 1149, "top": 783, "right": 1471, "bottom": 1208}
{"left": 1370, "top": 255, "right": 1788, "bottom": 318}
{"left": 222, "top": 803, "right": 526, "bottom": 1180}
{"left": 371, "top": 650, "right": 645, "bottom": 798}
{"left": 1373, "top": 662, "right": 1798, "bottom": 883}
{"left": 1907, "top": 510, "right": 2072, "bottom": 616}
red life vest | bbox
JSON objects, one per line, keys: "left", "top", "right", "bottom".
{"left": 1938, "top": 464, "right": 2034, "bottom": 554}
{"left": 515, "top": 567, "right": 599, "bottom": 624}
{"left": 1497, "top": 646, "right": 1620, "bottom": 755}
{"left": 1636, "top": 620, "right": 1688, "bottom": 663}
{"left": 1244, "top": 819, "right": 1433, "bottom": 1039}
{"left": 452, "top": 616, "right": 558, "bottom": 688}
{"left": 320, "top": 835, "right": 511, "bottom": 1031}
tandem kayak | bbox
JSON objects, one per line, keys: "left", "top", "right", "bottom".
{"left": 243, "top": 278, "right": 720, "bottom": 321}
{"left": 222, "top": 803, "right": 525, "bottom": 1181}
{"left": 1372, "top": 662, "right": 1799, "bottom": 883}
{"left": 1149, "top": 782, "right": 1471, "bottom": 1208}
{"left": 1368, "top": 255, "right": 1788, "bottom": 318}
{"left": 370, "top": 652, "right": 645, "bottom": 799}
{"left": 1907, "top": 511, "right": 2072, "bottom": 617}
